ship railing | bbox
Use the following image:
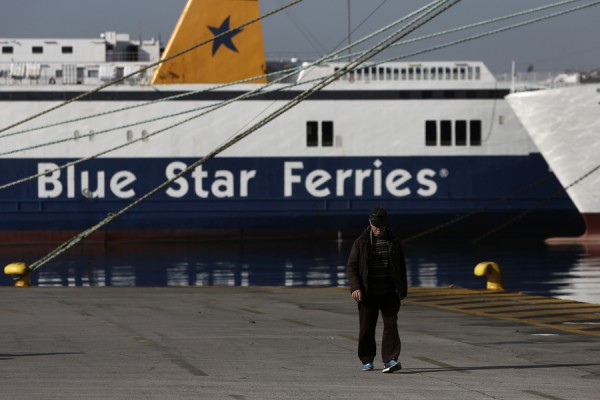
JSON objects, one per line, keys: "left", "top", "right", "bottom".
{"left": 0, "top": 62, "right": 156, "bottom": 86}
{"left": 496, "top": 70, "right": 584, "bottom": 92}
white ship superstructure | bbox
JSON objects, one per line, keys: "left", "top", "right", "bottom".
{"left": 0, "top": 0, "right": 579, "bottom": 243}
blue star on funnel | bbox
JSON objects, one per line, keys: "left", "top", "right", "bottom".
{"left": 207, "top": 16, "right": 243, "bottom": 56}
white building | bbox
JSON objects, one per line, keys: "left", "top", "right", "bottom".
{"left": 0, "top": 32, "right": 160, "bottom": 85}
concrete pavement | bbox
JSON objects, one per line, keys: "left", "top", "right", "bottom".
{"left": 1, "top": 286, "right": 599, "bottom": 399}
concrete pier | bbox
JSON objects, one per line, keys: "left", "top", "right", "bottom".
{"left": 1, "top": 286, "right": 599, "bottom": 399}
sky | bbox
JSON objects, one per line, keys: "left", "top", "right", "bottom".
{"left": 1, "top": 0, "right": 599, "bottom": 74}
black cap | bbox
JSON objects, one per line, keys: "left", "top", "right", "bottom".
{"left": 369, "top": 206, "right": 387, "bottom": 227}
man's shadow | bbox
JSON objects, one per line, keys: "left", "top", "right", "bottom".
{"left": 401, "top": 362, "right": 600, "bottom": 374}
{"left": 0, "top": 352, "right": 83, "bottom": 361}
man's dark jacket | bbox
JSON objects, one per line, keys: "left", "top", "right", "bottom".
{"left": 347, "top": 227, "right": 408, "bottom": 298}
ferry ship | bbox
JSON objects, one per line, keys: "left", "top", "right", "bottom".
{"left": 0, "top": 0, "right": 580, "bottom": 243}
{"left": 506, "top": 80, "right": 600, "bottom": 243}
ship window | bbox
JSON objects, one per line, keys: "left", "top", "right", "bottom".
{"left": 371, "top": 67, "right": 377, "bottom": 80}
{"left": 306, "top": 121, "right": 318, "bottom": 147}
{"left": 423, "top": 68, "right": 429, "bottom": 80}
{"left": 74, "top": 130, "right": 80, "bottom": 141}
{"left": 401, "top": 68, "right": 406, "bottom": 80}
{"left": 386, "top": 68, "right": 392, "bottom": 80}
{"left": 475, "top": 66, "right": 481, "bottom": 80}
{"left": 460, "top": 67, "right": 466, "bottom": 79}
{"left": 408, "top": 68, "right": 414, "bottom": 80}
{"left": 55, "top": 70, "right": 63, "bottom": 78}
{"left": 88, "top": 130, "right": 95, "bottom": 141}
{"left": 425, "top": 120, "right": 437, "bottom": 146}
{"left": 455, "top": 120, "right": 467, "bottom": 146}
{"left": 87, "top": 69, "right": 98, "bottom": 78}
{"left": 322, "top": 121, "right": 334, "bottom": 147}
{"left": 379, "top": 67, "right": 385, "bottom": 80}
{"left": 445, "top": 68, "right": 451, "bottom": 79}
{"left": 393, "top": 68, "right": 399, "bottom": 80}
{"left": 467, "top": 66, "right": 473, "bottom": 79}
{"left": 62, "top": 46, "right": 73, "bottom": 54}
{"left": 32, "top": 46, "right": 43, "bottom": 54}
{"left": 438, "top": 67, "right": 444, "bottom": 79}
{"left": 2, "top": 46, "right": 13, "bottom": 54}
{"left": 470, "top": 120, "right": 482, "bottom": 145}
{"left": 452, "top": 68, "right": 458, "bottom": 80}
{"left": 430, "top": 68, "right": 436, "bottom": 79}
{"left": 431, "top": 91, "right": 443, "bottom": 99}
{"left": 416, "top": 68, "right": 421, "bottom": 80}
{"left": 440, "top": 120, "right": 452, "bottom": 146}
{"left": 142, "top": 130, "right": 149, "bottom": 142}
{"left": 126, "top": 130, "right": 133, "bottom": 142}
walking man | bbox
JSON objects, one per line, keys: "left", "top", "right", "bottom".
{"left": 346, "top": 206, "right": 408, "bottom": 373}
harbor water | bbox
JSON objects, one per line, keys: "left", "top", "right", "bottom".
{"left": 2, "top": 237, "right": 599, "bottom": 305}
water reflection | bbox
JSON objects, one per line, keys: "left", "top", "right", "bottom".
{"left": 1, "top": 239, "right": 598, "bottom": 304}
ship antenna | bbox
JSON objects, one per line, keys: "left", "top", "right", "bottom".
{"left": 347, "top": 0, "right": 352, "bottom": 59}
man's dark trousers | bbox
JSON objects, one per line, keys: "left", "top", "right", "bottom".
{"left": 357, "top": 292, "right": 401, "bottom": 364}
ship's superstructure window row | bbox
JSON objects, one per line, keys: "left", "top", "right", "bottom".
{"left": 335, "top": 64, "right": 481, "bottom": 82}
{"left": 307, "top": 121, "right": 334, "bottom": 147}
{"left": 425, "top": 120, "right": 482, "bottom": 146}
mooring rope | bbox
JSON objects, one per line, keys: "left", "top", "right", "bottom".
{"left": 402, "top": 173, "right": 557, "bottom": 244}
{"left": 472, "top": 158, "right": 600, "bottom": 243}
{"left": 388, "top": 0, "right": 587, "bottom": 52}
{"left": 9, "top": 0, "right": 599, "bottom": 268}
{"left": 0, "top": 0, "right": 444, "bottom": 142}
{"left": 0, "top": 0, "right": 305, "bottom": 136}
{"left": 0, "top": 0, "right": 450, "bottom": 191}
{"left": 3, "top": 0, "right": 580, "bottom": 148}
{"left": 27, "top": 0, "right": 462, "bottom": 272}
{"left": 381, "top": 0, "right": 600, "bottom": 65}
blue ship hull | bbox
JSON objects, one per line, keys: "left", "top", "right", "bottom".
{"left": 0, "top": 154, "right": 582, "bottom": 242}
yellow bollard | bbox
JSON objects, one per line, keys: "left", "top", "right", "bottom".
{"left": 474, "top": 261, "right": 505, "bottom": 291}
{"left": 4, "top": 262, "right": 31, "bottom": 287}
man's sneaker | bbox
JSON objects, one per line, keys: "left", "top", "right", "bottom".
{"left": 362, "top": 362, "right": 374, "bottom": 371}
{"left": 382, "top": 360, "right": 402, "bottom": 373}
